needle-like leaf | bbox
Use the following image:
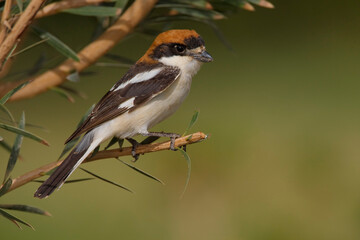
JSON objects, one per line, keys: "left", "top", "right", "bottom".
{"left": 0, "top": 122, "right": 49, "bottom": 146}
{"left": 51, "top": 87, "right": 75, "bottom": 103}
{"left": 32, "top": 26, "right": 80, "bottom": 62}
{"left": 0, "top": 81, "right": 29, "bottom": 105}
{"left": 66, "top": 71, "right": 80, "bottom": 82}
{"left": 115, "top": 0, "right": 128, "bottom": 8}
{"left": 63, "top": 6, "right": 120, "bottom": 17}
{"left": 116, "top": 158, "right": 164, "bottom": 185}
{"left": 183, "top": 110, "right": 199, "bottom": 136}
{"left": 0, "top": 208, "right": 34, "bottom": 230}
{"left": 0, "top": 103, "right": 15, "bottom": 124}
{"left": 140, "top": 136, "right": 160, "bottom": 145}
{"left": 0, "top": 178, "right": 12, "bottom": 197}
{"left": 90, "top": 145, "right": 100, "bottom": 158}
{"left": 80, "top": 168, "right": 133, "bottom": 193}
{"left": 246, "top": 0, "right": 274, "bottom": 8}
{"left": 0, "top": 139, "right": 13, "bottom": 155}
{"left": 3, "top": 112, "right": 25, "bottom": 183}
{"left": 173, "top": 7, "right": 225, "bottom": 20}
{"left": 16, "top": 0, "right": 23, "bottom": 12}
{"left": 0, "top": 204, "right": 51, "bottom": 216}
{"left": 178, "top": 148, "right": 191, "bottom": 198}
{"left": 58, "top": 105, "right": 94, "bottom": 159}
{"left": 104, "top": 137, "right": 120, "bottom": 150}
{"left": 58, "top": 137, "right": 78, "bottom": 160}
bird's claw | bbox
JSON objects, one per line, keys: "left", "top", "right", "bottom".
{"left": 126, "top": 138, "right": 140, "bottom": 162}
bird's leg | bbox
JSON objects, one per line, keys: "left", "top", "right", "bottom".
{"left": 126, "top": 138, "right": 140, "bottom": 161}
{"left": 142, "top": 132, "right": 181, "bottom": 151}
{"left": 118, "top": 138, "right": 124, "bottom": 151}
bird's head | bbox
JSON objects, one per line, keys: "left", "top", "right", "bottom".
{"left": 138, "top": 29, "right": 213, "bottom": 65}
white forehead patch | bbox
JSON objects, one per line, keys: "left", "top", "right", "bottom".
{"left": 112, "top": 68, "right": 163, "bottom": 91}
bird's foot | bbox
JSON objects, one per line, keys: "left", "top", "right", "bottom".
{"left": 142, "top": 132, "right": 181, "bottom": 151}
{"left": 126, "top": 138, "right": 140, "bottom": 162}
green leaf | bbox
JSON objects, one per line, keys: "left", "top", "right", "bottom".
{"left": 183, "top": 110, "right": 199, "bottom": 136}
{"left": 115, "top": 0, "right": 128, "bottom": 8}
{"left": 0, "top": 104, "right": 15, "bottom": 123}
{"left": 58, "top": 85, "right": 87, "bottom": 99}
{"left": 0, "top": 178, "right": 12, "bottom": 197}
{"left": 0, "top": 122, "right": 49, "bottom": 146}
{"left": 140, "top": 136, "right": 159, "bottom": 145}
{"left": 95, "top": 62, "right": 132, "bottom": 68}
{"left": 155, "top": 3, "right": 203, "bottom": 9}
{"left": 58, "top": 137, "right": 78, "bottom": 160}
{"left": 246, "top": 0, "right": 274, "bottom": 8}
{"left": 10, "top": 0, "right": 30, "bottom": 15}
{"left": 148, "top": 15, "right": 206, "bottom": 24}
{"left": 0, "top": 208, "right": 34, "bottom": 230}
{"left": 63, "top": 6, "right": 120, "bottom": 17}
{"left": 1, "top": 43, "right": 17, "bottom": 69}
{"left": 90, "top": 145, "right": 100, "bottom": 158}
{"left": 117, "top": 158, "right": 164, "bottom": 185}
{"left": 104, "top": 137, "right": 121, "bottom": 150}
{"left": 51, "top": 87, "right": 75, "bottom": 103}
{"left": 104, "top": 53, "right": 135, "bottom": 64}
{"left": 178, "top": 148, "right": 191, "bottom": 198}
{"left": 0, "top": 81, "right": 29, "bottom": 105}
{"left": 3, "top": 112, "right": 25, "bottom": 182}
{"left": 80, "top": 168, "right": 133, "bottom": 193}
{"left": 0, "top": 139, "right": 13, "bottom": 154}
{"left": 0, "top": 116, "right": 40, "bottom": 128}
{"left": 58, "top": 105, "right": 94, "bottom": 159}
{"left": 10, "top": 39, "right": 48, "bottom": 58}
{"left": 77, "top": 105, "right": 95, "bottom": 128}
{"left": 0, "top": 204, "right": 51, "bottom": 216}
{"left": 173, "top": 7, "right": 225, "bottom": 20}
{"left": 15, "top": 0, "right": 23, "bottom": 12}
{"left": 32, "top": 26, "right": 80, "bottom": 62}
{"left": 66, "top": 71, "right": 80, "bottom": 82}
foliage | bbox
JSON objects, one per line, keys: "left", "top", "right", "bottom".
{"left": 0, "top": 87, "right": 50, "bottom": 229}
{"left": 0, "top": 0, "right": 272, "bottom": 229}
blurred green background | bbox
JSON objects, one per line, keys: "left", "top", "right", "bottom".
{"left": 2, "top": 0, "right": 360, "bottom": 239}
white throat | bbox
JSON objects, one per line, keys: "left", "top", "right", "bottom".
{"left": 159, "top": 55, "right": 202, "bottom": 78}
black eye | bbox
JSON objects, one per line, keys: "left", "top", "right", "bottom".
{"left": 174, "top": 44, "right": 185, "bottom": 53}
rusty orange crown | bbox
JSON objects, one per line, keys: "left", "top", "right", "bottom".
{"left": 138, "top": 29, "right": 200, "bottom": 63}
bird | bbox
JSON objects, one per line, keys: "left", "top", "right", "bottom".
{"left": 34, "top": 29, "right": 213, "bottom": 199}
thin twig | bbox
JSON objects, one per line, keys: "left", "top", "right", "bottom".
{"left": 0, "top": 0, "right": 158, "bottom": 100}
{"left": 10, "top": 38, "right": 49, "bottom": 57}
{"left": 4, "top": 132, "right": 207, "bottom": 194}
{"left": 35, "top": 0, "right": 116, "bottom": 19}
{"left": 0, "top": 0, "right": 46, "bottom": 70}
{"left": 0, "top": 0, "right": 13, "bottom": 44}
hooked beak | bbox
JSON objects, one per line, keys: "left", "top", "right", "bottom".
{"left": 192, "top": 50, "right": 213, "bottom": 63}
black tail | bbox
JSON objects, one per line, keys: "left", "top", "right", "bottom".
{"left": 34, "top": 133, "right": 95, "bottom": 199}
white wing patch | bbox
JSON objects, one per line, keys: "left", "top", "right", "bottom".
{"left": 118, "top": 97, "right": 135, "bottom": 109}
{"left": 112, "top": 68, "right": 163, "bottom": 91}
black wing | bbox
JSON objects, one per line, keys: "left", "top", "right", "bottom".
{"left": 65, "top": 64, "right": 180, "bottom": 143}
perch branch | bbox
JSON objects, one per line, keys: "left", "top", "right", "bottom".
{"left": 0, "top": 0, "right": 158, "bottom": 101}
{"left": 0, "top": 0, "right": 46, "bottom": 69}
{"left": 5, "top": 132, "right": 207, "bottom": 194}
{"left": 0, "top": 0, "right": 13, "bottom": 44}
{"left": 35, "top": 0, "right": 117, "bottom": 19}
